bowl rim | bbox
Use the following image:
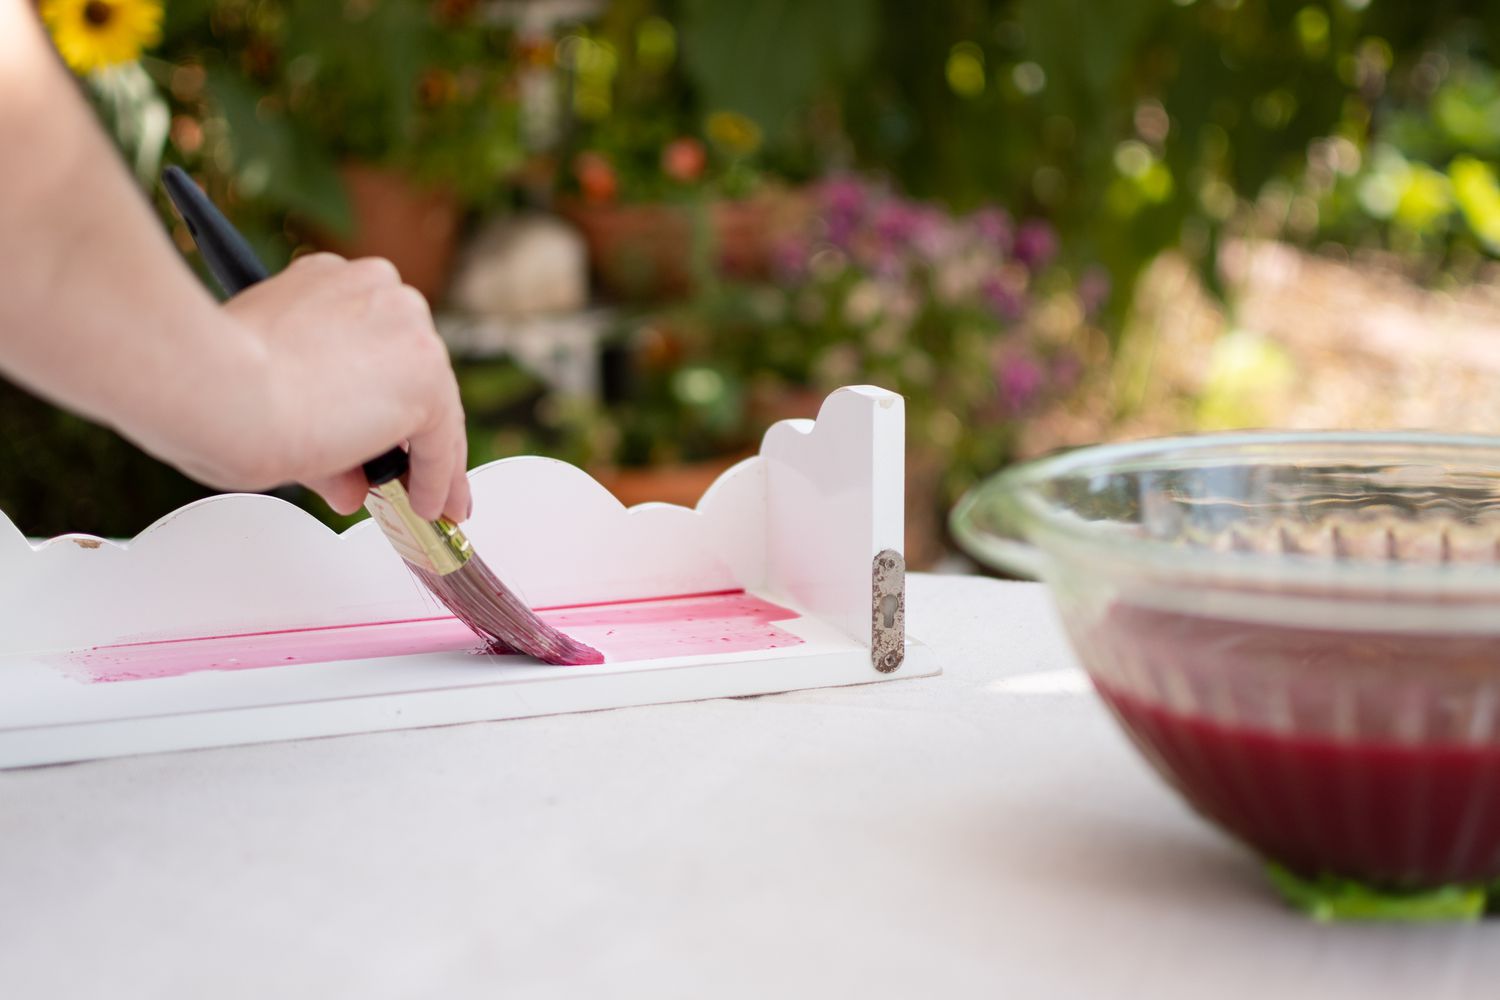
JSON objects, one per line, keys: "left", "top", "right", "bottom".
{"left": 953, "top": 429, "right": 1500, "bottom": 596}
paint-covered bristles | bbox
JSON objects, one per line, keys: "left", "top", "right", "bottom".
{"left": 410, "top": 560, "right": 604, "bottom": 666}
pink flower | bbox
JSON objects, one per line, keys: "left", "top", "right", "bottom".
{"left": 1078, "top": 265, "right": 1111, "bottom": 317}
{"left": 772, "top": 236, "right": 811, "bottom": 283}
{"left": 1013, "top": 220, "right": 1058, "bottom": 270}
{"left": 873, "top": 200, "right": 924, "bottom": 243}
{"left": 661, "top": 137, "right": 707, "bottom": 183}
{"left": 971, "top": 207, "right": 1014, "bottom": 253}
{"left": 997, "top": 353, "right": 1046, "bottom": 413}
{"left": 819, "top": 175, "right": 869, "bottom": 247}
{"left": 573, "top": 151, "right": 618, "bottom": 204}
{"left": 982, "top": 275, "right": 1026, "bottom": 322}
{"left": 1051, "top": 351, "right": 1084, "bottom": 390}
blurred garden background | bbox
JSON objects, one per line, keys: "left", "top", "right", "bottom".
{"left": 10, "top": 0, "right": 1500, "bottom": 566}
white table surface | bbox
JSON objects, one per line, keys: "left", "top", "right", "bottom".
{"left": 4, "top": 574, "right": 1499, "bottom": 999}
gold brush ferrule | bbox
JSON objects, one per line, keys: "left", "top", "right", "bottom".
{"left": 364, "top": 480, "right": 473, "bottom": 576}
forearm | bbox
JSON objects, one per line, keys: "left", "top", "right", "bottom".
{"left": 0, "top": 1, "right": 263, "bottom": 466}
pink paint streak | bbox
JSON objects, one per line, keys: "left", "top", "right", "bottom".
{"left": 55, "top": 590, "right": 804, "bottom": 683}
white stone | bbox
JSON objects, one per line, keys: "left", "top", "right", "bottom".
{"left": 448, "top": 212, "right": 588, "bottom": 317}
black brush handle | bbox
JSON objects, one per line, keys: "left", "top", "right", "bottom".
{"left": 161, "top": 166, "right": 408, "bottom": 486}
{"left": 161, "top": 166, "right": 269, "bottom": 293}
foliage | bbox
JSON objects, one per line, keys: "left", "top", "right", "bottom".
{"left": 552, "top": 16, "right": 772, "bottom": 204}
{"left": 564, "top": 178, "right": 1099, "bottom": 508}
{"left": 70, "top": 0, "right": 1500, "bottom": 301}
{"left": 1264, "top": 862, "right": 1490, "bottom": 922}
{"left": 858, "top": 1, "right": 1499, "bottom": 298}
{"left": 567, "top": 1, "right": 1500, "bottom": 318}
{"left": 89, "top": 0, "right": 1500, "bottom": 306}
{"left": 1308, "top": 42, "right": 1500, "bottom": 268}
{"left": 145, "top": 0, "right": 524, "bottom": 263}
{"left": 675, "top": 0, "right": 874, "bottom": 145}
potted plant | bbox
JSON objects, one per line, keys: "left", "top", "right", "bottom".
{"left": 610, "top": 176, "right": 1104, "bottom": 566}
{"left": 147, "top": 0, "right": 525, "bottom": 297}
{"left": 583, "top": 337, "right": 761, "bottom": 508}
{"left": 525, "top": 16, "right": 813, "bottom": 302}
{"left": 555, "top": 112, "right": 808, "bottom": 301}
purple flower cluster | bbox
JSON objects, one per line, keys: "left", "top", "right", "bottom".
{"left": 820, "top": 175, "right": 867, "bottom": 249}
{"left": 1077, "top": 265, "right": 1112, "bottom": 317}
{"left": 766, "top": 174, "right": 1094, "bottom": 422}
{"left": 981, "top": 275, "right": 1026, "bottom": 322}
{"left": 796, "top": 175, "right": 1061, "bottom": 315}
{"left": 971, "top": 207, "right": 1014, "bottom": 254}
{"left": 1011, "top": 220, "right": 1058, "bottom": 270}
{"left": 996, "top": 353, "right": 1046, "bottom": 414}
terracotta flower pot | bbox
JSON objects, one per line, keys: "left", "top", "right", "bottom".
{"left": 711, "top": 193, "right": 807, "bottom": 279}
{"left": 558, "top": 190, "right": 808, "bottom": 302}
{"left": 747, "top": 383, "right": 827, "bottom": 427}
{"left": 592, "top": 453, "right": 749, "bottom": 509}
{"left": 318, "top": 164, "right": 461, "bottom": 303}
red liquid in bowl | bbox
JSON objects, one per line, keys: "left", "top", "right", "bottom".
{"left": 1086, "top": 605, "right": 1500, "bottom": 888}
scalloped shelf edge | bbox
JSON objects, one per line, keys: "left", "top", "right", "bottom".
{"left": 0, "top": 386, "right": 905, "bottom": 656}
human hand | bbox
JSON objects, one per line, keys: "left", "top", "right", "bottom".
{"left": 212, "top": 253, "right": 470, "bottom": 522}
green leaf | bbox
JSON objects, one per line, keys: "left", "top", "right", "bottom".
{"left": 678, "top": 0, "right": 876, "bottom": 136}
{"left": 1265, "top": 863, "right": 1487, "bottom": 922}
{"left": 1434, "top": 70, "right": 1500, "bottom": 158}
{"left": 1450, "top": 155, "right": 1500, "bottom": 253}
{"left": 280, "top": 0, "right": 436, "bottom": 159}
{"left": 205, "top": 66, "right": 352, "bottom": 235}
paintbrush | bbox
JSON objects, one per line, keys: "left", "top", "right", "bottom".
{"left": 161, "top": 166, "right": 602, "bottom": 666}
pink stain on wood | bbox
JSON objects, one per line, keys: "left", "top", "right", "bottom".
{"left": 54, "top": 590, "right": 805, "bottom": 683}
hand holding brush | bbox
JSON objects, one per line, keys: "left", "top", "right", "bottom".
{"left": 162, "top": 167, "right": 602, "bottom": 666}
{"left": 217, "top": 251, "right": 473, "bottom": 523}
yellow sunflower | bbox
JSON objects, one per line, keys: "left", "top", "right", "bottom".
{"left": 42, "top": 0, "right": 164, "bottom": 75}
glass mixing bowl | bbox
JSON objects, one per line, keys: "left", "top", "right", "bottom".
{"left": 952, "top": 431, "right": 1500, "bottom": 891}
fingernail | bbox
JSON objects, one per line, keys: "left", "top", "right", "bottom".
{"left": 466, "top": 496, "right": 474, "bottom": 521}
